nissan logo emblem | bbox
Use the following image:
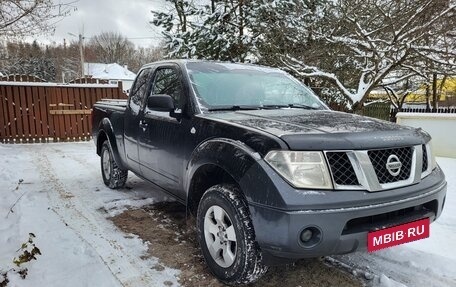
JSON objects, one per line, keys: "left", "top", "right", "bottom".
{"left": 386, "top": 154, "right": 402, "bottom": 176}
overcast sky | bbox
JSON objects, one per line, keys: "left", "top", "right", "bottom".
{"left": 36, "top": 0, "right": 165, "bottom": 47}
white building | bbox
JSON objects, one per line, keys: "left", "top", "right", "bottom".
{"left": 84, "top": 63, "right": 136, "bottom": 92}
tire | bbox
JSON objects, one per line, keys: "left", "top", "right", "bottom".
{"left": 197, "top": 184, "right": 268, "bottom": 285}
{"left": 100, "top": 140, "right": 128, "bottom": 189}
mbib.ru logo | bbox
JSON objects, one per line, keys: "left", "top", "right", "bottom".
{"left": 368, "top": 218, "right": 430, "bottom": 252}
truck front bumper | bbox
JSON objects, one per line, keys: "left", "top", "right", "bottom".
{"left": 246, "top": 173, "right": 447, "bottom": 265}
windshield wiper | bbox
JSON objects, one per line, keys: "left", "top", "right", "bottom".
{"left": 260, "top": 104, "right": 290, "bottom": 109}
{"left": 287, "top": 103, "right": 320, "bottom": 110}
{"left": 260, "top": 104, "right": 320, "bottom": 110}
{"left": 207, "top": 103, "right": 320, "bottom": 111}
{"left": 208, "top": 105, "right": 261, "bottom": 111}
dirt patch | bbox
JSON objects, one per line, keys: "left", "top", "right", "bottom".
{"left": 110, "top": 202, "right": 363, "bottom": 287}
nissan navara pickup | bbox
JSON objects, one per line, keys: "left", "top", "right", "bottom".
{"left": 92, "top": 60, "right": 446, "bottom": 285}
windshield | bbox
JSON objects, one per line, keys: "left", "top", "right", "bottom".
{"left": 185, "top": 62, "right": 327, "bottom": 111}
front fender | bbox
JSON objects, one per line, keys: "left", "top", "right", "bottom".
{"left": 185, "top": 138, "right": 262, "bottom": 200}
{"left": 97, "top": 118, "right": 126, "bottom": 170}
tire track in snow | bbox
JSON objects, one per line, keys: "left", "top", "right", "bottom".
{"left": 31, "top": 146, "right": 179, "bottom": 287}
{"left": 47, "top": 145, "right": 162, "bottom": 215}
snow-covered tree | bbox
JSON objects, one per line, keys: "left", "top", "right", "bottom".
{"left": 152, "top": 0, "right": 200, "bottom": 58}
{"left": 152, "top": 0, "right": 257, "bottom": 61}
{"left": 277, "top": 0, "right": 456, "bottom": 109}
{"left": 253, "top": 0, "right": 356, "bottom": 107}
{"left": 1, "top": 41, "right": 56, "bottom": 81}
{"left": 152, "top": 0, "right": 456, "bottom": 110}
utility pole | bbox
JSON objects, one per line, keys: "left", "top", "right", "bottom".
{"left": 79, "top": 34, "right": 85, "bottom": 78}
{"left": 69, "top": 32, "right": 85, "bottom": 78}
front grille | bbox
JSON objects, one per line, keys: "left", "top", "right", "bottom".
{"left": 368, "top": 147, "right": 413, "bottom": 184}
{"left": 422, "top": 144, "right": 428, "bottom": 172}
{"left": 326, "top": 152, "right": 359, "bottom": 186}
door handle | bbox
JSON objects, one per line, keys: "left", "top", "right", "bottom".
{"left": 139, "top": 120, "right": 148, "bottom": 130}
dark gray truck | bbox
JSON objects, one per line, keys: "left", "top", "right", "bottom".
{"left": 92, "top": 60, "right": 447, "bottom": 285}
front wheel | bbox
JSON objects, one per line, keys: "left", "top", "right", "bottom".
{"left": 197, "top": 184, "right": 268, "bottom": 285}
{"left": 100, "top": 140, "right": 128, "bottom": 189}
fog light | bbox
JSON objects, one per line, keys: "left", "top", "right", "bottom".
{"left": 300, "top": 229, "right": 313, "bottom": 242}
{"left": 299, "top": 226, "right": 322, "bottom": 247}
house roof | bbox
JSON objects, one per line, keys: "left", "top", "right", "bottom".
{"left": 84, "top": 63, "right": 136, "bottom": 80}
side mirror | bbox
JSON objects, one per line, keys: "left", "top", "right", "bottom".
{"left": 146, "top": 94, "right": 174, "bottom": 112}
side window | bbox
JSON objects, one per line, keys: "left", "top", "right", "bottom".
{"left": 129, "top": 68, "right": 151, "bottom": 115}
{"left": 151, "top": 68, "right": 184, "bottom": 109}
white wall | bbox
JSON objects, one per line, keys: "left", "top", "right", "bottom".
{"left": 108, "top": 80, "right": 134, "bottom": 93}
{"left": 120, "top": 80, "right": 134, "bottom": 92}
{"left": 396, "top": 113, "right": 456, "bottom": 158}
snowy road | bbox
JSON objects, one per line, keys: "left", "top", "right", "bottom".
{"left": 0, "top": 142, "right": 455, "bottom": 287}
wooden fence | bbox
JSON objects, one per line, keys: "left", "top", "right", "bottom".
{"left": 0, "top": 74, "right": 46, "bottom": 82}
{"left": 69, "top": 77, "right": 109, "bottom": 84}
{"left": 0, "top": 81, "right": 127, "bottom": 143}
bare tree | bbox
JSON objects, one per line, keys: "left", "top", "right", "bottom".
{"left": 382, "top": 73, "right": 424, "bottom": 112}
{"left": 88, "top": 32, "right": 136, "bottom": 65}
{"left": 128, "top": 45, "right": 164, "bottom": 72}
{"left": 0, "top": 0, "right": 75, "bottom": 38}
{"left": 85, "top": 31, "right": 165, "bottom": 72}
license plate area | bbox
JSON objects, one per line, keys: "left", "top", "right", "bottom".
{"left": 368, "top": 218, "right": 430, "bottom": 252}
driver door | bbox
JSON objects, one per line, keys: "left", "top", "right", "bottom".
{"left": 123, "top": 67, "right": 153, "bottom": 174}
{"left": 138, "top": 65, "right": 190, "bottom": 199}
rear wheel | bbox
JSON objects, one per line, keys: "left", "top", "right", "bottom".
{"left": 101, "top": 140, "right": 127, "bottom": 189}
{"left": 197, "top": 184, "right": 267, "bottom": 285}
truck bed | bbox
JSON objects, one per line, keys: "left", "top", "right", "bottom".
{"left": 92, "top": 99, "right": 128, "bottom": 156}
{"left": 94, "top": 99, "right": 128, "bottom": 111}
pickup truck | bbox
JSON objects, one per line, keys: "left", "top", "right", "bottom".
{"left": 92, "top": 60, "right": 446, "bottom": 285}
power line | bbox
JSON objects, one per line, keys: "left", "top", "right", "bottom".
{"left": 83, "top": 36, "right": 164, "bottom": 40}
{"left": 126, "top": 36, "right": 164, "bottom": 40}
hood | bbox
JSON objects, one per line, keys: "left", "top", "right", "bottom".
{"left": 204, "top": 109, "right": 429, "bottom": 150}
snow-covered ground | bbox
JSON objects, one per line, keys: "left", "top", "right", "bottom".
{"left": 0, "top": 142, "right": 455, "bottom": 287}
{"left": 333, "top": 157, "right": 456, "bottom": 287}
{"left": 0, "top": 143, "right": 179, "bottom": 287}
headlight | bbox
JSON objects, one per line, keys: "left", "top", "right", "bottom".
{"left": 264, "top": 151, "right": 333, "bottom": 189}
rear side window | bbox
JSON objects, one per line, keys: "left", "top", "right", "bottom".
{"left": 129, "top": 68, "right": 152, "bottom": 115}
{"left": 151, "top": 68, "right": 183, "bottom": 109}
